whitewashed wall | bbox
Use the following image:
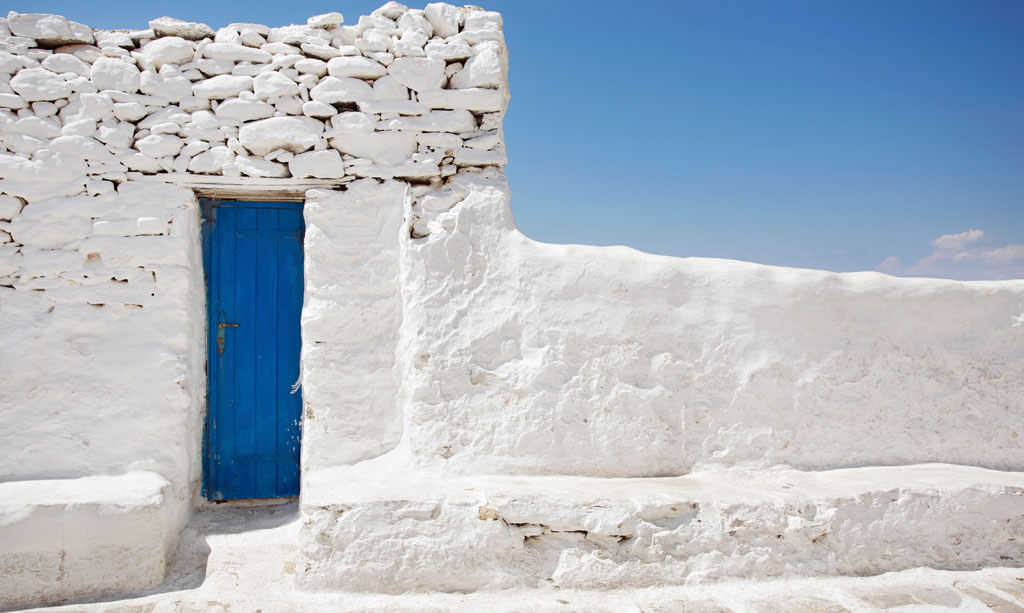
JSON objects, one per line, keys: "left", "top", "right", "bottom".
{"left": 0, "top": 182, "right": 205, "bottom": 491}
{"left": 399, "top": 174, "right": 1024, "bottom": 477}
{"left": 0, "top": 1, "right": 510, "bottom": 488}
{"left": 0, "top": 2, "right": 510, "bottom": 605}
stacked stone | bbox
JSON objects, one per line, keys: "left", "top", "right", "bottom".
{"left": 0, "top": 2, "right": 510, "bottom": 288}
{"left": 0, "top": 3, "right": 507, "bottom": 187}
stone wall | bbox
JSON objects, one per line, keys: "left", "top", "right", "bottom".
{"left": 0, "top": 1, "right": 511, "bottom": 487}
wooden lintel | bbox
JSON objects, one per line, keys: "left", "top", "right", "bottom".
{"left": 129, "top": 173, "right": 348, "bottom": 202}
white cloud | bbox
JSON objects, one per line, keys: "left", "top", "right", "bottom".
{"left": 879, "top": 228, "right": 1024, "bottom": 280}
{"left": 931, "top": 228, "right": 984, "bottom": 251}
{"left": 875, "top": 255, "right": 903, "bottom": 274}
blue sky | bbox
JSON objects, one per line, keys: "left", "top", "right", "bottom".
{"left": 17, "top": 0, "right": 1024, "bottom": 279}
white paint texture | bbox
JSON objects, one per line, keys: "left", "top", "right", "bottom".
{"left": 298, "top": 463, "right": 1024, "bottom": 592}
{"left": 398, "top": 172, "right": 1024, "bottom": 476}
{"left": 301, "top": 182, "right": 405, "bottom": 470}
{"left": 0, "top": 1, "right": 1022, "bottom": 606}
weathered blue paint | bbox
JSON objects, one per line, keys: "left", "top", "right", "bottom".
{"left": 201, "top": 200, "right": 304, "bottom": 501}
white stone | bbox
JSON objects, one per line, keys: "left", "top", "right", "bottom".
{"left": 453, "top": 146, "right": 505, "bottom": 166}
{"left": 330, "top": 130, "right": 416, "bottom": 165}
{"left": 356, "top": 99, "right": 426, "bottom": 115}
{"left": 378, "top": 109, "right": 475, "bottom": 133}
{"left": 137, "top": 106, "right": 189, "bottom": 130}
{"left": 90, "top": 57, "right": 141, "bottom": 92}
{"left": 53, "top": 43, "right": 102, "bottom": 63}
{"left": 372, "top": 75, "right": 408, "bottom": 101}
{"left": 450, "top": 45, "right": 503, "bottom": 89}
{"left": 3, "top": 132, "right": 48, "bottom": 154}
{"left": 355, "top": 30, "right": 391, "bottom": 55}
{"left": 252, "top": 72, "right": 299, "bottom": 100}
{"left": 4, "top": 115, "right": 61, "bottom": 139}
{"left": 112, "top": 101, "right": 147, "bottom": 121}
{"left": 386, "top": 57, "right": 444, "bottom": 93}
{"left": 191, "top": 74, "right": 253, "bottom": 99}
{"left": 203, "top": 43, "right": 271, "bottom": 64}
{"left": 148, "top": 17, "right": 215, "bottom": 41}
{"left": 300, "top": 44, "right": 343, "bottom": 61}
{"left": 424, "top": 39, "right": 472, "bottom": 62}
{"left": 0, "top": 51, "right": 29, "bottom": 74}
{"left": 0, "top": 195, "right": 23, "bottom": 219}
{"left": 30, "top": 101, "right": 58, "bottom": 117}
{"left": 288, "top": 149, "right": 344, "bottom": 178}
{"left": 234, "top": 154, "right": 288, "bottom": 177}
{"left": 309, "top": 76, "right": 372, "bottom": 104}
{"left": 9, "top": 68, "right": 70, "bottom": 101}
{"left": 307, "top": 12, "right": 344, "bottom": 29}
{"left": 275, "top": 95, "right": 303, "bottom": 115}
{"left": 196, "top": 58, "right": 233, "bottom": 76}
{"left": 393, "top": 30, "right": 428, "bottom": 58}
{"left": 294, "top": 58, "right": 328, "bottom": 76}
{"left": 463, "top": 10, "right": 502, "bottom": 32}
{"left": 417, "top": 87, "right": 504, "bottom": 112}
{"left": 230, "top": 22, "right": 270, "bottom": 36}
{"left": 398, "top": 10, "right": 433, "bottom": 37}
{"left": 416, "top": 132, "right": 462, "bottom": 150}
{"left": 139, "top": 70, "right": 192, "bottom": 102}
{"left": 65, "top": 76, "right": 99, "bottom": 94}
{"left": 40, "top": 53, "right": 90, "bottom": 77}
{"left": 301, "top": 100, "right": 335, "bottom": 118}
{"left": 238, "top": 116, "right": 320, "bottom": 156}
{"left": 0, "top": 151, "right": 87, "bottom": 201}
{"left": 187, "top": 145, "right": 234, "bottom": 172}
{"left": 0, "top": 94, "right": 28, "bottom": 109}
{"left": 373, "top": 2, "right": 409, "bottom": 20}
{"left": 7, "top": 12, "right": 93, "bottom": 46}
{"left": 326, "top": 56, "right": 386, "bottom": 79}
{"left": 95, "top": 119, "right": 134, "bottom": 148}
{"left": 134, "top": 133, "right": 183, "bottom": 157}
{"left": 262, "top": 42, "right": 300, "bottom": 55}
{"left": 61, "top": 118, "right": 96, "bottom": 137}
{"left": 94, "top": 31, "right": 133, "bottom": 48}
{"left": 326, "top": 111, "right": 375, "bottom": 135}
{"left": 423, "top": 3, "right": 462, "bottom": 38}
{"left": 215, "top": 97, "right": 275, "bottom": 121}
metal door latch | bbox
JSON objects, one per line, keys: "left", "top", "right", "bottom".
{"left": 216, "top": 322, "right": 239, "bottom": 354}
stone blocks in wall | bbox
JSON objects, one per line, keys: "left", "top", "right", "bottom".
{"left": 0, "top": 472, "right": 184, "bottom": 608}
{"left": 297, "top": 464, "right": 1024, "bottom": 592}
{"left": 0, "top": 3, "right": 510, "bottom": 193}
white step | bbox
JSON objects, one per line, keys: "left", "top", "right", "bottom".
{"left": 296, "top": 463, "right": 1024, "bottom": 593}
{"left": 0, "top": 472, "right": 184, "bottom": 609}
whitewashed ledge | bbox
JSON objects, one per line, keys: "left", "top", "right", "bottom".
{"left": 128, "top": 172, "right": 344, "bottom": 201}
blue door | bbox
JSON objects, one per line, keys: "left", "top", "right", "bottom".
{"left": 201, "top": 200, "right": 303, "bottom": 500}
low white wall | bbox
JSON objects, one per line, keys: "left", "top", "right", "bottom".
{"left": 301, "top": 180, "right": 405, "bottom": 471}
{"left": 400, "top": 174, "right": 1024, "bottom": 477}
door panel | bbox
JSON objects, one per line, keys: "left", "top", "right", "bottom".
{"left": 203, "top": 201, "right": 303, "bottom": 501}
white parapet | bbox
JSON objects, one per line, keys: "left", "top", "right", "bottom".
{"left": 0, "top": 471, "right": 185, "bottom": 608}
{"left": 296, "top": 462, "right": 1024, "bottom": 592}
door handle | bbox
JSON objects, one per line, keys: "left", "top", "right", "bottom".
{"left": 216, "top": 322, "right": 239, "bottom": 354}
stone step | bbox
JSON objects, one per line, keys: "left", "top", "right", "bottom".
{"left": 0, "top": 471, "right": 185, "bottom": 608}
{"left": 296, "top": 463, "right": 1024, "bottom": 593}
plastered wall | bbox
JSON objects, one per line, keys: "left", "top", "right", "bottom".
{"left": 399, "top": 174, "right": 1024, "bottom": 477}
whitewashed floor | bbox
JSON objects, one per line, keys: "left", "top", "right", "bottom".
{"left": 22, "top": 502, "right": 1024, "bottom": 612}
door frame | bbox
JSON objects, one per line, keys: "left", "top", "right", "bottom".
{"left": 199, "top": 198, "right": 305, "bottom": 501}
